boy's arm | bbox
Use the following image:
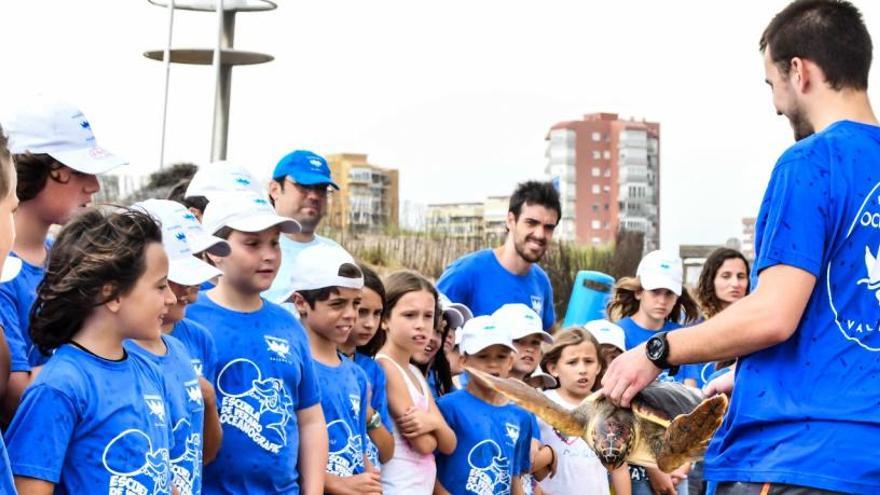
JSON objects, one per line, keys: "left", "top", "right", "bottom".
{"left": 199, "top": 377, "right": 222, "bottom": 464}
{"left": 297, "top": 404, "right": 328, "bottom": 495}
{"left": 366, "top": 405, "right": 395, "bottom": 463}
{"left": 433, "top": 480, "right": 451, "bottom": 495}
{"left": 14, "top": 478, "right": 54, "bottom": 494}
{"left": 425, "top": 392, "right": 456, "bottom": 454}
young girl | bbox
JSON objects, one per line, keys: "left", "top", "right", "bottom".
{"left": 5, "top": 208, "right": 176, "bottom": 494}
{"left": 185, "top": 191, "right": 326, "bottom": 494}
{"left": 375, "top": 271, "right": 456, "bottom": 494}
{"left": 606, "top": 250, "right": 699, "bottom": 495}
{"left": 538, "top": 327, "right": 630, "bottom": 495}
{"left": 338, "top": 264, "right": 394, "bottom": 466}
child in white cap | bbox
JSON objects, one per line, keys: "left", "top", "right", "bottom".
{"left": 186, "top": 190, "right": 327, "bottom": 494}
{"left": 0, "top": 95, "right": 128, "bottom": 417}
{"left": 436, "top": 315, "right": 534, "bottom": 495}
{"left": 129, "top": 198, "right": 227, "bottom": 494}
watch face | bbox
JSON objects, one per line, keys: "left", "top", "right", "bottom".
{"left": 646, "top": 336, "right": 664, "bottom": 360}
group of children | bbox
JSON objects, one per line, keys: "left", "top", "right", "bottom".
{"left": 0, "top": 96, "right": 745, "bottom": 495}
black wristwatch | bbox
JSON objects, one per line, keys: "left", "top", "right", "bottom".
{"left": 645, "top": 331, "right": 679, "bottom": 376}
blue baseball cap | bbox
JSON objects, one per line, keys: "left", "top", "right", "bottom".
{"left": 272, "top": 150, "right": 339, "bottom": 190}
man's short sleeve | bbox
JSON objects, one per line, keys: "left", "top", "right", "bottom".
{"left": 753, "top": 156, "right": 831, "bottom": 278}
{"left": 437, "top": 261, "right": 473, "bottom": 309}
{"left": 540, "top": 272, "right": 556, "bottom": 331}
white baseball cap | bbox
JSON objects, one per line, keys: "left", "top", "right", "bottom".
{"left": 492, "top": 303, "right": 554, "bottom": 344}
{"left": 458, "top": 315, "right": 518, "bottom": 356}
{"left": 584, "top": 319, "right": 626, "bottom": 353}
{"left": 184, "top": 160, "right": 263, "bottom": 201}
{"left": 202, "top": 191, "right": 300, "bottom": 236}
{"left": 136, "top": 199, "right": 229, "bottom": 256}
{"left": 4, "top": 95, "right": 127, "bottom": 174}
{"left": 287, "top": 244, "right": 364, "bottom": 300}
{"left": 637, "top": 250, "right": 683, "bottom": 296}
{"left": 133, "top": 200, "right": 223, "bottom": 286}
{"left": 0, "top": 257, "right": 22, "bottom": 283}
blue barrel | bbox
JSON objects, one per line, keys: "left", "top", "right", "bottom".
{"left": 562, "top": 270, "right": 615, "bottom": 328}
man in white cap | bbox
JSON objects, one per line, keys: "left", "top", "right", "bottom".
{"left": 0, "top": 95, "right": 127, "bottom": 419}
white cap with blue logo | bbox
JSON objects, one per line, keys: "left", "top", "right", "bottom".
{"left": 584, "top": 319, "right": 626, "bottom": 353}
{"left": 636, "top": 250, "right": 683, "bottom": 296}
{"left": 492, "top": 303, "right": 554, "bottom": 343}
{"left": 202, "top": 191, "right": 301, "bottom": 236}
{"left": 184, "top": 160, "right": 264, "bottom": 201}
{"left": 458, "top": 315, "right": 518, "bottom": 356}
{"left": 133, "top": 199, "right": 223, "bottom": 286}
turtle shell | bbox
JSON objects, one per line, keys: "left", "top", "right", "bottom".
{"left": 631, "top": 381, "right": 703, "bottom": 427}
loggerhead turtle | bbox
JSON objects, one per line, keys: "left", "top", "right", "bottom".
{"left": 465, "top": 367, "right": 728, "bottom": 473}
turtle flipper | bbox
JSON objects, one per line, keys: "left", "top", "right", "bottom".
{"left": 465, "top": 367, "right": 588, "bottom": 437}
{"left": 656, "top": 393, "right": 729, "bottom": 472}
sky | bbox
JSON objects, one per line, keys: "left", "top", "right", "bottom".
{"left": 2, "top": 0, "right": 880, "bottom": 251}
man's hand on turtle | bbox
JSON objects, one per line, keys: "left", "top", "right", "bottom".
{"left": 601, "top": 344, "right": 661, "bottom": 407}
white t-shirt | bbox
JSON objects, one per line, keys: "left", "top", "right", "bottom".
{"left": 538, "top": 389, "right": 610, "bottom": 495}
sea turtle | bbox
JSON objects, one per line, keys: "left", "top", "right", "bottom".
{"left": 465, "top": 367, "right": 728, "bottom": 473}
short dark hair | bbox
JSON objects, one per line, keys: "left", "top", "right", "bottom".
{"left": 297, "top": 262, "right": 363, "bottom": 309}
{"left": 14, "top": 152, "right": 64, "bottom": 202}
{"left": 508, "top": 181, "right": 561, "bottom": 222}
{"left": 761, "top": 0, "right": 872, "bottom": 90}
{"left": 30, "top": 208, "right": 163, "bottom": 355}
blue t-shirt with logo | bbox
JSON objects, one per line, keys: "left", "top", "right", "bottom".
{"left": 315, "top": 358, "right": 370, "bottom": 477}
{"left": 437, "top": 249, "right": 555, "bottom": 330}
{"left": 263, "top": 235, "right": 341, "bottom": 307}
{"left": 172, "top": 318, "right": 219, "bottom": 383}
{"left": 0, "top": 241, "right": 53, "bottom": 372}
{"left": 5, "top": 344, "right": 174, "bottom": 494}
{"left": 126, "top": 335, "right": 206, "bottom": 495}
{"left": 703, "top": 121, "right": 880, "bottom": 493}
{"left": 187, "top": 294, "right": 321, "bottom": 494}
{"left": 436, "top": 389, "right": 533, "bottom": 495}
{"left": 351, "top": 352, "right": 391, "bottom": 468}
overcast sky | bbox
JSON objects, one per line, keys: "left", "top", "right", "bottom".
{"left": 3, "top": 0, "right": 880, "bottom": 251}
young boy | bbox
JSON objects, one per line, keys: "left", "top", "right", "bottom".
{"left": 0, "top": 96, "right": 127, "bottom": 419}
{"left": 180, "top": 160, "right": 263, "bottom": 221}
{"left": 492, "top": 303, "right": 557, "bottom": 494}
{"left": 185, "top": 190, "right": 327, "bottom": 494}
{"left": 288, "top": 244, "right": 380, "bottom": 495}
{"left": 128, "top": 198, "right": 226, "bottom": 494}
{"left": 436, "top": 315, "right": 533, "bottom": 495}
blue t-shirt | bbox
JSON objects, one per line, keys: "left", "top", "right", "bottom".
{"left": 0, "top": 241, "right": 53, "bottom": 372}
{"left": 187, "top": 294, "right": 321, "bottom": 495}
{"left": 263, "top": 235, "right": 341, "bottom": 306}
{"left": 315, "top": 357, "right": 370, "bottom": 477}
{"left": 436, "top": 389, "right": 533, "bottom": 495}
{"left": 618, "top": 317, "right": 687, "bottom": 384}
{"left": 437, "top": 249, "right": 556, "bottom": 330}
{"left": 5, "top": 344, "right": 174, "bottom": 494}
{"left": 703, "top": 121, "right": 880, "bottom": 493}
{"left": 126, "top": 335, "right": 206, "bottom": 495}
{"left": 171, "top": 318, "right": 219, "bottom": 383}
{"left": 350, "top": 352, "right": 391, "bottom": 468}
{"left": 0, "top": 437, "right": 14, "bottom": 495}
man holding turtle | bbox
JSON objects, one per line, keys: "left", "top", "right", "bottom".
{"left": 603, "top": 1, "right": 880, "bottom": 494}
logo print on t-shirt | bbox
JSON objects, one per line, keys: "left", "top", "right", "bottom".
{"left": 828, "top": 181, "right": 880, "bottom": 351}
{"left": 102, "top": 428, "right": 172, "bottom": 495}
{"left": 530, "top": 296, "right": 543, "bottom": 315}
{"left": 170, "top": 418, "right": 202, "bottom": 495}
{"left": 504, "top": 422, "right": 520, "bottom": 446}
{"left": 216, "top": 358, "right": 294, "bottom": 454}
{"left": 190, "top": 359, "right": 204, "bottom": 377}
{"left": 264, "top": 335, "right": 292, "bottom": 362}
{"left": 185, "top": 380, "right": 203, "bottom": 404}
{"left": 349, "top": 394, "right": 361, "bottom": 418}
{"left": 145, "top": 395, "right": 167, "bottom": 425}
{"left": 326, "top": 419, "right": 365, "bottom": 477}
{"left": 466, "top": 439, "right": 512, "bottom": 495}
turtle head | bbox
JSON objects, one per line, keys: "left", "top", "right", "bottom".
{"left": 591, "top": 408, "right": 635, "bottom": 471}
